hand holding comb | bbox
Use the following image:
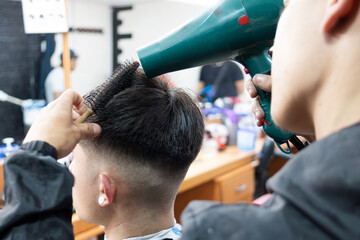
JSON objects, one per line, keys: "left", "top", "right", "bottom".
{"left": 75, "top": 61, "right": 140, "bottom": 123}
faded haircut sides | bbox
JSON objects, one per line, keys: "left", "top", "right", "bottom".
{"left": 81, "top": 63, "right": 205, "bottom": 178}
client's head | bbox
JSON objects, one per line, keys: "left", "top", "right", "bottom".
{"left": 69, "top": 62, "right": 204, "bottom": 229}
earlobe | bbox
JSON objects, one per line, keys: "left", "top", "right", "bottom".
{"left": 322, "top": 0, "right": 355, "bottom": 32}
{"left": 98, "top": 174, "right": 115, "bottom": 207}
{"left": 98, "top": 195, "right": 106, "bottom": 206}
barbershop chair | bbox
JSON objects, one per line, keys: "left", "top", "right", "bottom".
{"left": 254, "top": 137, "right": 295, "bottom": 199}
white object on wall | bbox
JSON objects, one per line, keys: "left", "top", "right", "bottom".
{"left": 21, "top": 0, "right": 68, "bottom": 34}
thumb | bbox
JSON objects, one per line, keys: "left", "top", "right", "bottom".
{"left": 77, "top": 123, "right": 102, "bottom": 140}
{"left": 253, "top": 74, "right": 272, "bottom": 92}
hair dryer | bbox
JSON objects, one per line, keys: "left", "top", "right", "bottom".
{"left": 137, "top": 0, "right": 305, "bottom": 153}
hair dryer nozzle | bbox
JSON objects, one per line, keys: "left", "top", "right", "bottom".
{"left": 137, "top": 0, "right": 283, "bottom": 78}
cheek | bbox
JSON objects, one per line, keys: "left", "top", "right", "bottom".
{"left": 273, "top": 13, "right": 298, "bottom": 75}
{"left": 70, "top": 162, "right": 82, "bottom": 206}
{"left": 272, "top": 32, "right": 294, "bottom": 123}
{"left": 71, "top": 162, "right": 88, "bottom": 207}
{"left": 71, "top": 161, "right": 99, "bottom": 222}
{"left": 271, "top": 9, "right": 308, "bottom": 124}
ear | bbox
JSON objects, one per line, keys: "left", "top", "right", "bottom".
{"left": 322, "top": 0, "right": 356, "bottom": 32}
{"left": 98, "top": 174, "right": 116, "bottom": 207}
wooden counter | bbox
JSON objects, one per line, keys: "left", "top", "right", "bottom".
{"left": 0, "top": 162, "right": 4, "bottom": 207}
{"left": 0, "top": 162, "right": 3, "bottom": 193}
{"left": 179, "top": 146, "right": 257, "bottom": 194}
{"left": 72, "top": 214, "right": 104, "bottom": 240}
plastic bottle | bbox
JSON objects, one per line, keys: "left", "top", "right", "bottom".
{"left": 237, "top": 114, "right": 257, "bottom": 151}
{"left": 198, "top": 131, "right": 218, "bottom": 161}
{"left": 0, "top": 138, "right": 20, "bottom": 162}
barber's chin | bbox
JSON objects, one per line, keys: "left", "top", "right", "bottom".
{"left": 272, "top": 114, "right": 291, "bottom": 132}
{"left": 271, "top": 108, "right": 297, "bottom": 133}
{"left": 272, "top": 110, "right": 315, "bottom": 137}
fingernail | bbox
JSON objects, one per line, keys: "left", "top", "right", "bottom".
{"left": 254, "top": 75, "right": 264, "bottom": 84}
{"left": 93, "top": 124, "right": 101, "bottom": 135}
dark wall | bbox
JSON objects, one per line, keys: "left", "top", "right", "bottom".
{"left": 0, "top": 1, "right": 42, "bottom": 143}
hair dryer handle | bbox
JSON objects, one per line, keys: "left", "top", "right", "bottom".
{"left": 240, "top": 48, "right": 294, "bottom": 149}
{"left": 254, "top": 85, "right": 293, "bottom": 145}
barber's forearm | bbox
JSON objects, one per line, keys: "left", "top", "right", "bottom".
{"left": 197, "top": 81, "right": 205, "bottom": 94}
{"left": 235, "top": 80, "right": 244, "bottom": 94}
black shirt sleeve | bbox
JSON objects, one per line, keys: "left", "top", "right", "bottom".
{"left": 227, "top": 61, "right": 244, "bottom": 82}
{"left": 199, "top": 65, "right": 208, "bottom": 84}
{"left": 0, "top": 141, "right": 74, "bottom": 240}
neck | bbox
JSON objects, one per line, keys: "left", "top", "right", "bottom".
{"left": 312, "top": 58, "right": 360, "bottom": 139}
{"left": 104, "top": 204, "right": 175, "bottom": 240}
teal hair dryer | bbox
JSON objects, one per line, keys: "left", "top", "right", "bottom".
{"left": 137, "top": 0, "right": 305, "bottom": 153}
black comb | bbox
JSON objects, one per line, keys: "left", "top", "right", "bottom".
{"left": 75, "top": 60, "right": 140, "bottom": 123}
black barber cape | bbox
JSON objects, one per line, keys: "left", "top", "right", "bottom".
{"left": 0, "top": 141, "right": 74, "bottom": 239}
{"left": 181, "top": 122, "right": 360, "bottom": 239}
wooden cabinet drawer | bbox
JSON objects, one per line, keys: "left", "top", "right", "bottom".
{"left": 0, "top": 163, "right": 3, "bottom": 193}
{"left": 72, "top": 214, "right": 104, "bottom": 240}
{"left": 72, "top": 214, "right": 97, "bottom": 235}
{"left": 0, "top": 163, "right": 3, "bottom": 208}
{"left": 214, "top": 164, "right": 255, "bottom": 203}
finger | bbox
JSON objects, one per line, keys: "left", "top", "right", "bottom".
{"left": 76, "top": 123, "right": 101, "bottom": 140}
{"left": 74, "top": 100, "right": 89, "bottom": 116}
{"left": 268, "top": 46, "right": 274, "bottom": 58}
{"left": 245, "top": 78, "right": 258, "bottom": 98}
{"left": 61, "top": 89, "right": 88, "bottom": 115}
{"left": 72, "top": 110, "right": 80, "bottom": 121}
{"left": 251, "top": 97, "right": 265, "bottom": 126}
{"left": 56, "top": 89, "right": 78, "bottom": 109}
{"left": 253, "top": 74, "right": 272, "bottom": 92}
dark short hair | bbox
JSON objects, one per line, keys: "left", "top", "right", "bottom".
{"left": 60, "top": 49, "right": 78, "bottom": 61}
{"left": 83, "top": 65, "right": 204, "bottom": 176}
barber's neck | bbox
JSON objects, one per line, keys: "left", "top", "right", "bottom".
{"left": 103, "top": 202, "right": 175, "bottom": 240}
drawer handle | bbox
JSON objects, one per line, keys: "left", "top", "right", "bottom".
{"left": 235, "top": 184, "right": 247, "bottom": 192}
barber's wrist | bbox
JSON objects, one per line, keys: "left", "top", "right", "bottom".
{"left": 21, "top": 141, "right": 58, "bottom": 159}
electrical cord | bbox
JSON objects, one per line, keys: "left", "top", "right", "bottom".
{"left": 289, "top": 135, "right": 306, "bottom": 151}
